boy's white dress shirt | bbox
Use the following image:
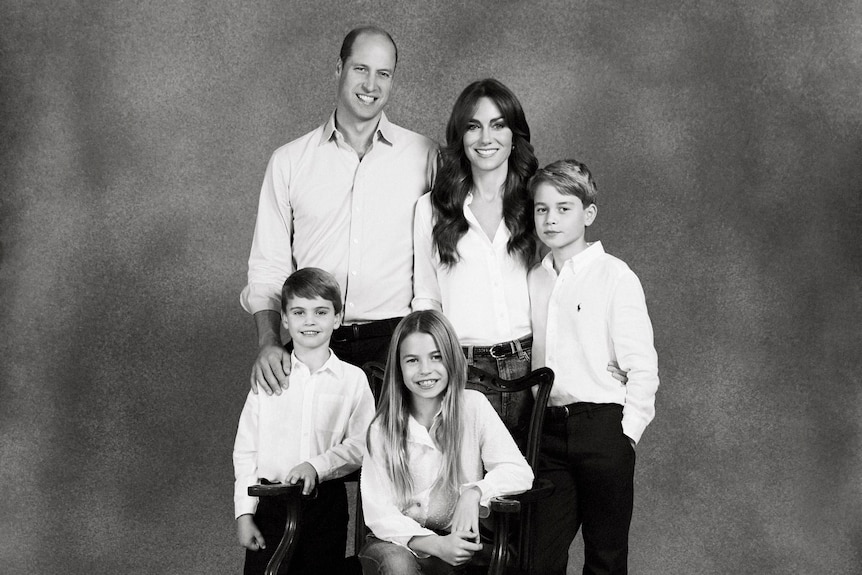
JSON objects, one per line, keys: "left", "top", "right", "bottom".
{"left": 361, "top": 390, "right": 533, "bottom": 549}
{"left": 529, "top": 241, "right": 659, "bottom": 444}
{"left": 412, "top": 192, "right": 532, "bottom": 345}
{"left": 241, "top": 113, "right": 437, "bottom": 323}
{"left": 233, "top": 351, "right": 375, "bottom": 518}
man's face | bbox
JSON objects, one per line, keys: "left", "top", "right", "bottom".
{"left": 335, "top": 33, "right": 396, "bottom": 124}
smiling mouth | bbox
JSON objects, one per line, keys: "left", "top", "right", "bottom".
{"left": 299, "top": 330, "right": 320, "bottom": 336}
{"left": 475, "top": 148, "right": 498, "bottom": 157}
{"left": 356, "top": 94, "right": 377, "bottom": 104}
{"left": 416, "top": 379, "right": 438, "bottom": 389}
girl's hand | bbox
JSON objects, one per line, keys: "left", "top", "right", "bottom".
{"left": 237, "top": 514, "right": 266, "bottom": 551}
{"left": 450, "top": 486, "right": 481, "bottom": 542}
{"left": 428, "top": 532, "right": 484, "bottom": 566}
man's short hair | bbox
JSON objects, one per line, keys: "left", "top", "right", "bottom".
{"left": 339, "top": 26, "right": 398, "bottom": 67}
{"left": 528, "top": 159, "right": 598, "bottom": 207}
{"left": 281, "top": 267, "right": 343, "bottom": 315}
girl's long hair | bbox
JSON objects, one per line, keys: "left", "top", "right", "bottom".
{"left": 431, "top": 78, "right": 539, "bottom": 267}
{"left": 366, "top": 310, "right": 467, "bottom": 509}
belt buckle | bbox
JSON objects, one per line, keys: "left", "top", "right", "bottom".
{"left": 489, "top": 342, "right": 511, "bottom": 359}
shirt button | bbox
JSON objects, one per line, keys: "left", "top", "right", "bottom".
{"left": 352, "top": 238, "right": 359, "bottom": 244}
{"left": 351, "top": 271, "right": 358, "bottom": 276}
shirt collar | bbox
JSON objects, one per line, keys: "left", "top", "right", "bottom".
{"left": 406, "top": 410, "right": 443, "bottom": 448}
{"left": 290, "top": 349, "right": 343, "bottom": 378}
{"left": 319, "top": 111, "right": 395, "bottom": 147}
{"left": 541, "top": 241, "right": 605, "bottom": 275}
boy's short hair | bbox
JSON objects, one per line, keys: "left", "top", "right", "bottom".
{"left": 281, "top": 267, "right": 343, "bottom": 315}
{"left": 528, "top": 159, "right": 598, "bottom": 207}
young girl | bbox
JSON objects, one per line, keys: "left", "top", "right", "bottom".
{"left": 359, "top": 310, "right": 534, "bottom": 575}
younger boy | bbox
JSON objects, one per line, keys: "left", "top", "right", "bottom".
{"left": 233, "top": 267, "right": 375, "bottom": 575}
{"left": 528, "top": 160, "right": 659, "bottom": 575}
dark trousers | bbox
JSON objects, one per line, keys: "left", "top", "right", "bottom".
{"left": 532, "top": 403, "right": 635, "bottom": 575}
{"left": 330, "top": 335, "right": 392, "bottom": 369}
{"left": 243, "top": 480, "right": 349, "bottom": 575}
{"left": 330, "top": 318, "right": 401, "bottom": 369}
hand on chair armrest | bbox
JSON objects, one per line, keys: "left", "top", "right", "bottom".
{"left": 488, "top": 478, "right": 555, "bottom": 514}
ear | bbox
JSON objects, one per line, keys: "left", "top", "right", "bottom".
{"left": 584, "top": 204, "right": 598, "bottom": 226}
{"left": 281, "top": 312, "right": 290, "bottom": 331}
{"left": 335, "top": 58, "right": 343, "bottom": 78}
{"left": 333, "top": 310, "right": 343, "bottom": 330}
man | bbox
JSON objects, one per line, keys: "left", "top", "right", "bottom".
{"left": 241, "top": 26, "right": 437, "bottom": 395}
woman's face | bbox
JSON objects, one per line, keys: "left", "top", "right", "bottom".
{"left": 462, "top": 97, "right": 513, "bottom": 176}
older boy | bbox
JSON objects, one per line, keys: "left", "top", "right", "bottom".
{"left": 234, "top": 267, "right": 376, "bottom": 575}
{"left": 528, "top": 160, "right": 659, "bottom": 575}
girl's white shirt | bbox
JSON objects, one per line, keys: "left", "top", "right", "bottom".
{"left": 360, "top": 390, "right": 534, "bottom": 551}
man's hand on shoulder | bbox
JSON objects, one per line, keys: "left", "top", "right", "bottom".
{"left": 251, "top": 344, "right": 291, "bottom": 395}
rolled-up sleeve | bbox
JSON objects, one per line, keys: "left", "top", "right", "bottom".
{"left": 240, "top": 151, "right": 295, "bottom": 315}
{"left": 411, "top": 193, "right": 442, "bottom": 312}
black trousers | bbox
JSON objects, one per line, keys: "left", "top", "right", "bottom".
{"left": 532, "top": 403, "right": 635, "bottom": 575}
{"left": 243, "top": 480, "right": 348, "bottom": 575}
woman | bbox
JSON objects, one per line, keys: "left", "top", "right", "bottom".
{"left": 413, "top": 78, "right": 539, "bottom": 436}
{"left": 413, "top": 79, "right": 625, "bottom": 437}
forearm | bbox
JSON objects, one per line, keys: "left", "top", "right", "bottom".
{"left": 254, "top": 310, "right": 283, "bottom": 348}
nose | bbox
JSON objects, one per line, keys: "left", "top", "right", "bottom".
{"left": 418, "top": 358, "right": 431, "bottom": 373}
{"left": 362, "top": 73, "right": 376, "bottom": 92}
{"left": 480, "top": 125, "right": 492, "bottom": 143}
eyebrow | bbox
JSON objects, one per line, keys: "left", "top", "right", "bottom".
{"left": 468, "top": 115, "right": 505, "bottom": 123}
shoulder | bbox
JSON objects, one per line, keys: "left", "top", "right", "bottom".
{"left": 416, "top": 192, "right": 433, "bottom": 214}
{"left": 269, "top": 123, "right": 327, "bottom": 163}
{"left": 462, "top": 389, "right": 494, "bottom": 415}
{"left": 592, "top": 250, "right": 637, "bottom": 280}
{"left": 387, "top": 121, "right": 437, "bottom": 151}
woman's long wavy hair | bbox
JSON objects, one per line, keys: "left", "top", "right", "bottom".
{"left": 431, "top": 78, "right": 539, "bottom": 267}
{"left": 366, "top": 310, "right": 467, "bottom": 510}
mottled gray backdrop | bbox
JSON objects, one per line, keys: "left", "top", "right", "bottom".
{"left": 1, "top": 1, "right": 860, "bottom": 573}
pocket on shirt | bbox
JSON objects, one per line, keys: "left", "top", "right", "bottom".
{"left": 315, "top": 393, "right": 347, "bottom": 432}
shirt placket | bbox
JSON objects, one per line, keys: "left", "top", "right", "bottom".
{"left": 299, "top": 370, "right": 314, "bottom": 461}
{"left": 341, "top": 139, "right": 363, "bottom": 318}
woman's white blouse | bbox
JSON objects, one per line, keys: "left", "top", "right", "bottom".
{"left": 412, "top": 193, "right": 532, "bottom": 345}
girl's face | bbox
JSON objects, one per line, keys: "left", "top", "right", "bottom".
{"left": 399, "top": 331, "right": 449, "bottom": 406}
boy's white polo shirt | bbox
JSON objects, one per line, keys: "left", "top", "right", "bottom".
{"left": 528, "top": 241, "right": 659, "bottom": 444}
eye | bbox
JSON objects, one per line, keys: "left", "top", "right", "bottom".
{"left": 535, "top": 206, "right": 546, "bottom": 214}
{"left": 403, "top": 357, "right": 417, "bottom": 364}
{"left": 492, "top": 121, "right": 506, "bottom": 130}
{"left": 379, "top": 71, "right": 391, "bottom": 79}
{"left": 465, "top": 123, "right": 479, "bottom": 132}
{"left": 431, "top": 353, "right": 443, "bottom": 362}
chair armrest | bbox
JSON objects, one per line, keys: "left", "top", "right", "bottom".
{"left": 487, "top": 478, "right": 555, "bottom": 514}
{"left": 249, "top": 481, "right": 319, "bottom": 499}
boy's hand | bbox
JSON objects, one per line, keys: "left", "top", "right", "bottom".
{"left": 607, "top": 361, "right": 628, "bottom": 384}
{"left": 286, "top": 462, "right": 318, "bottom": 495}
{"left": 237, "top": 514, "right": 266, "bottom": 551}
{"left": 251, "top": 344, "right": 292, "bottom": 395}
{"left": 450, "top": 486, "right": 481, "bottom": 542}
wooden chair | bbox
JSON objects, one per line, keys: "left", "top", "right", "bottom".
{"left": 466, "top": 366, "right": 555, "bottom": 575}
{"left": 245, "top": 363, "right": 384, "bottom": 575}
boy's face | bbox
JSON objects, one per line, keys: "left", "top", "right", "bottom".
{"left": 533, "top": 182, "right": 597, "bottom": 261}
{"left": 282, "top": 296, "right": 342, "bottom": 353}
